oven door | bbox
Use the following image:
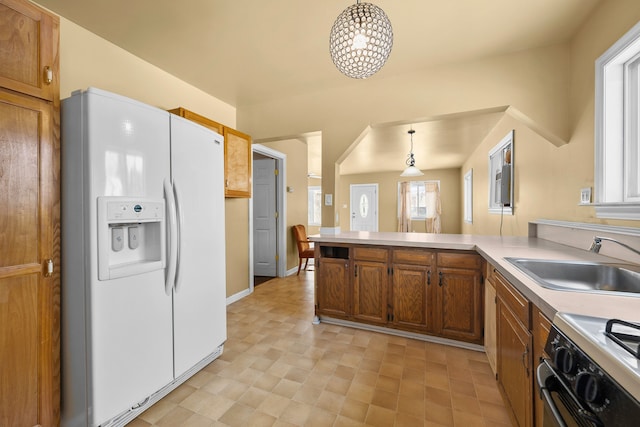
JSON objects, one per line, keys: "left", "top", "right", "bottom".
{"left": 536, "top": 359, "right": 603, "bottom": 427}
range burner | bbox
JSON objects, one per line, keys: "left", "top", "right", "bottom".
{"left": 605, "top": 319, "right": 640, "bottom": 359}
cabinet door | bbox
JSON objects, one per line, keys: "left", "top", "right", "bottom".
{"left": 532, "top": 307, "right": 552, "bottom": 427}
{"left": 485, "top": 277, "right": 498, "bottom": 374}
{"left": 223, "top": 127, "right": 252, "bottom": 198}
{"left": 352, "top": 261, "right": 388, "bottom": 325}
{"left": 498, "top": 299, "right": 533, "bottom": 427}
{"left": 0, "top": 0, "right": 58, "bottom": 101}
{"left": 0, "top": 89, "right": 59, "bottom": 427}
{"left": 437, "top": 267, "right": 483, "bottom": 343}
{"left": 316, "top": 258, "right": 350, "bottom": 318}
{"left": 391, "top": 264, "right": 431, "bottom": 332}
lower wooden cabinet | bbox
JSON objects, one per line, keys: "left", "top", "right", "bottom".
{"left": 391, "top": 263, "right": 431, "bottom": 331}
{"left": 493, "top": 265, "right": 551, "bottom": 427}
{"left": 316, "top": 256, "right": 350, "bottom": 318}
{"left": 436, "top": 252, "right": 484, "bottom": 344}
{"left": 532, "top": 306, "right": 552, "bottom": 427}
{"left": 315, "top": 244, "right": 483, "bottom": 345}
{"left": 497, "top": 286, "right": 533, "bottom": 427}
{"left": 353, "top": 260, "right": 388, "bottom": 325}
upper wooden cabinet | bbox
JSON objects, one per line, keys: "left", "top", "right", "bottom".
{"left": 168, "top": 107, "right": 252, "bottom": 198}
{"left": 168, "top": 107, "right": 223, "bottom": 134}
{"left": 0, "top": 0, "right": 59, "bottom": 101}
{"left": 223, "top": 127, "right": 252, "bottom": 198}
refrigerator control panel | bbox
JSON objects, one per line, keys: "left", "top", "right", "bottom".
{"left": 97, "top": 197, "right": 166, "bottom": 280}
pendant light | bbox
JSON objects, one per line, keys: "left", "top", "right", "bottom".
{"left": 329, "top": 0, "right": 394, "bottom": 79}
{"left": 400, "top": 129, "right": 424, "bottom": 177}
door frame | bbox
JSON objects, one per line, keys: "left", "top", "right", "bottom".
{"left": 350, "top": 183, "right": 379, "bottom": 231}
{"left": 249, "top": 144, "right": 287, "bottom": 292}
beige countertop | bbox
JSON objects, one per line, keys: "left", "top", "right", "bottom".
{"left": 310, "top": 231, "right": 640, "bottom": 324}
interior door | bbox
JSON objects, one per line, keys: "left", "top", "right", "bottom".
{"left": 0, "top": 88, "right": 58, "bottom": 427}
{"left": 253, "top": 157, "right": 277, "bottom": 276}
{"left": 350, "top": 183, "right": 378, "bottom": 231}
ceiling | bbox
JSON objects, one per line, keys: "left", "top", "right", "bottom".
{"left": 34, "top": 0, "right": 602, "bottom": 176}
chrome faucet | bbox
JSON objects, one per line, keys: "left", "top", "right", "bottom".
{"left": 589, "top": 236, "right": 640, "bottom": 256}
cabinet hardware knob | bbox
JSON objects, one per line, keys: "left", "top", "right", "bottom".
{"left": 427, "top": 270, "right": 431, "bottom": 285}
{"left": 438, "top": 271, "right": 443, "bottom": 286}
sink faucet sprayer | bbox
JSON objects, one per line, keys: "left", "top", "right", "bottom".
{"left": 589, "top": 236, "right": 640, "bottom": 257}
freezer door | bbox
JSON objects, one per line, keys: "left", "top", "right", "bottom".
{"left": 170, "top": 115, "right": 227, "bottom": 378}
{"left": 73, "top": 88, "right": 174, "bottom": 426}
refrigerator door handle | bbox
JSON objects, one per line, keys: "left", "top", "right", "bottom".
{"left": 164, "top": 178, "right": 178, "bottom": 296}
{"left": 173, "top": 180, "right": 184, "bottom": 293}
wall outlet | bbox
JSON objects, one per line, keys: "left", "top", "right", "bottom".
{"left": 580, "top": 187, "right": 592, "bottom": 205}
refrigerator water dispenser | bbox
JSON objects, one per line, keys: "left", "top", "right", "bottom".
{"left": 97, "top": 197, "right": 166, "bottom": 280}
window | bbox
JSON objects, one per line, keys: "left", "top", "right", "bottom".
{"left": 464, "top": 169, "right": 473, "bottom": 223}
{"left": 595, "top": 20, "right": 640, "bottom": 220}
{"left": 398, "top": 180, "right": 440, "bottom": 220}
{"left": 488, "top": 131, "right": 514, "bottom": 215}
{"left": 308, "top": 186, "right": 322, "bottom": 226}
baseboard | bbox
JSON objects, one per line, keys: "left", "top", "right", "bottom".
{"left": 318, "top": 316, "right": 484, "bottom": 352}
{"left": 226, "top": 287, "right": 252, "bottom": 305}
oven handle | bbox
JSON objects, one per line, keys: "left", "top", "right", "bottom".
{"left": 537, "top": 360, "right": 569, "bottom": 427}
{"left": 537, "top": 359, "right": 603, "bottom": 427}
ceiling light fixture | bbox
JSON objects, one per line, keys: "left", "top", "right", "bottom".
{"left": 400, "top": 129, "right": 424, "bottom": 177}
{"left": 329, "top": 0, "right": 393, "bottom": 79}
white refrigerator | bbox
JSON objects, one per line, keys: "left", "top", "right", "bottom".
{"left": 61, "top": 88, "right": 226, "bottom": 427}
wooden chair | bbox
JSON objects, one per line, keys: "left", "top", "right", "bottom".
{"left": 292, "top": 224, "right": 314, "bottom": 275}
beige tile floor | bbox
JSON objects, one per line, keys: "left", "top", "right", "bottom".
{"left": 131, "top": 271, "right": 512, "bottom": 427}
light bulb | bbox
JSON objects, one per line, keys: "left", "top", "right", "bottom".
{"left": 352, "top": 33, "right": 367, "bottom": 49}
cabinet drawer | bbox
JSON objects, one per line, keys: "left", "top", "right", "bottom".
{"left": 437, "top": 252, "right": 482, "bottom": 269}
{"left": 392, "top": 248, "right": 433, "bottom": 266}
{"left": 353, "top": 246, "right": 388, "bottom": 262}
{"left": 496, "top": 270, "right": 530, "bottom": 328}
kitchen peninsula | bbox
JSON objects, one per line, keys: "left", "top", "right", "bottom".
{"left": 310, "top": 223, "right": 640, "bottom": 427}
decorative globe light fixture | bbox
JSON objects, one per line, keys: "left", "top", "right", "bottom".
{"left": 400, "top": 129, "right": 424, "bottom": 177}
{"left": 329, "top": 1, "right": 393, "bottom": 79}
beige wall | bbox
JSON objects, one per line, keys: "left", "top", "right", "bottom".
{"left": 461, "top": 0, "right": 640, "bottom": 236}
{"left": 258, "top": 139, "right": 309, "bottom": 272}
{"left": 239, "top": 43, "right": 572, "bottom": 229}
{"left": 239, "top": 1, "right": 640, "bottom": 234}
{"left": 339, "top": 169, "right": 461, "bottom": 234}
{"left": 53, "top": 16, "right": 250, "bottom": 298}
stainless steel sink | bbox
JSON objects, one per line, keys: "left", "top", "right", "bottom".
{"left": 505, "top": 258, "right": 640, "bottom": 296}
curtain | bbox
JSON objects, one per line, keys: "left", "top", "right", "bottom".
{"left": 425, "top": 181, "right": 442, "bottom": 234}
{"left": 398, "top": 181, "right": 411, "bottom": 232}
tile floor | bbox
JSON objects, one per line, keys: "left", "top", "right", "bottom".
{"left": 131, "top": 271, "right": 512, "bottom": 426}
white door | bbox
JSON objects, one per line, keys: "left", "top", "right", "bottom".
{"left": 170, "top": 115, "right": 226, "bottom": 378}
{"left": 350, "top": 184, "right": 378, "bottom": 231}
{"left": 253, "top": 157, "right": 277, "bottom": 276}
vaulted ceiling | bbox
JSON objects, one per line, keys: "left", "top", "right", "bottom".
{"left": 35, "top": 0, "right": 603, "bottom": 175}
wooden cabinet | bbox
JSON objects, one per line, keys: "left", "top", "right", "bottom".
{"left": 168, "top": 107, "right": 223, "bottom": 134}
{"left": 353, "top": 247, "right": 388, "bottom": 325}
{"left": 168, "top": 107, "right": 252, "bottom": 198}
{"left": 0, "top": 0, "right": 58, "bottom": 101}
{"left": 391, "top": 249, "right": 434, "bottom": 332}
{"left": 435, "top": 252, "right": 484, "bottom": 344}
{"left": 315, "top": 244, "right": 483, "bottom": 345}
{"left": 316, "top": 246, "right": 351, "bottom": 319}
{"left": 496, "top": 269, "right": 533, "bottom": 427}
{"left": 223, "top": 127, "right": 252, "bottom": 198}
{"left": 532, "top": 306, "right": 552, "bottom": 427}
{"left": 0, "top": 1, "right": 60, "bottom": 425}
{"left": 484, "top": 264, "right": 498, "bottom": 374}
